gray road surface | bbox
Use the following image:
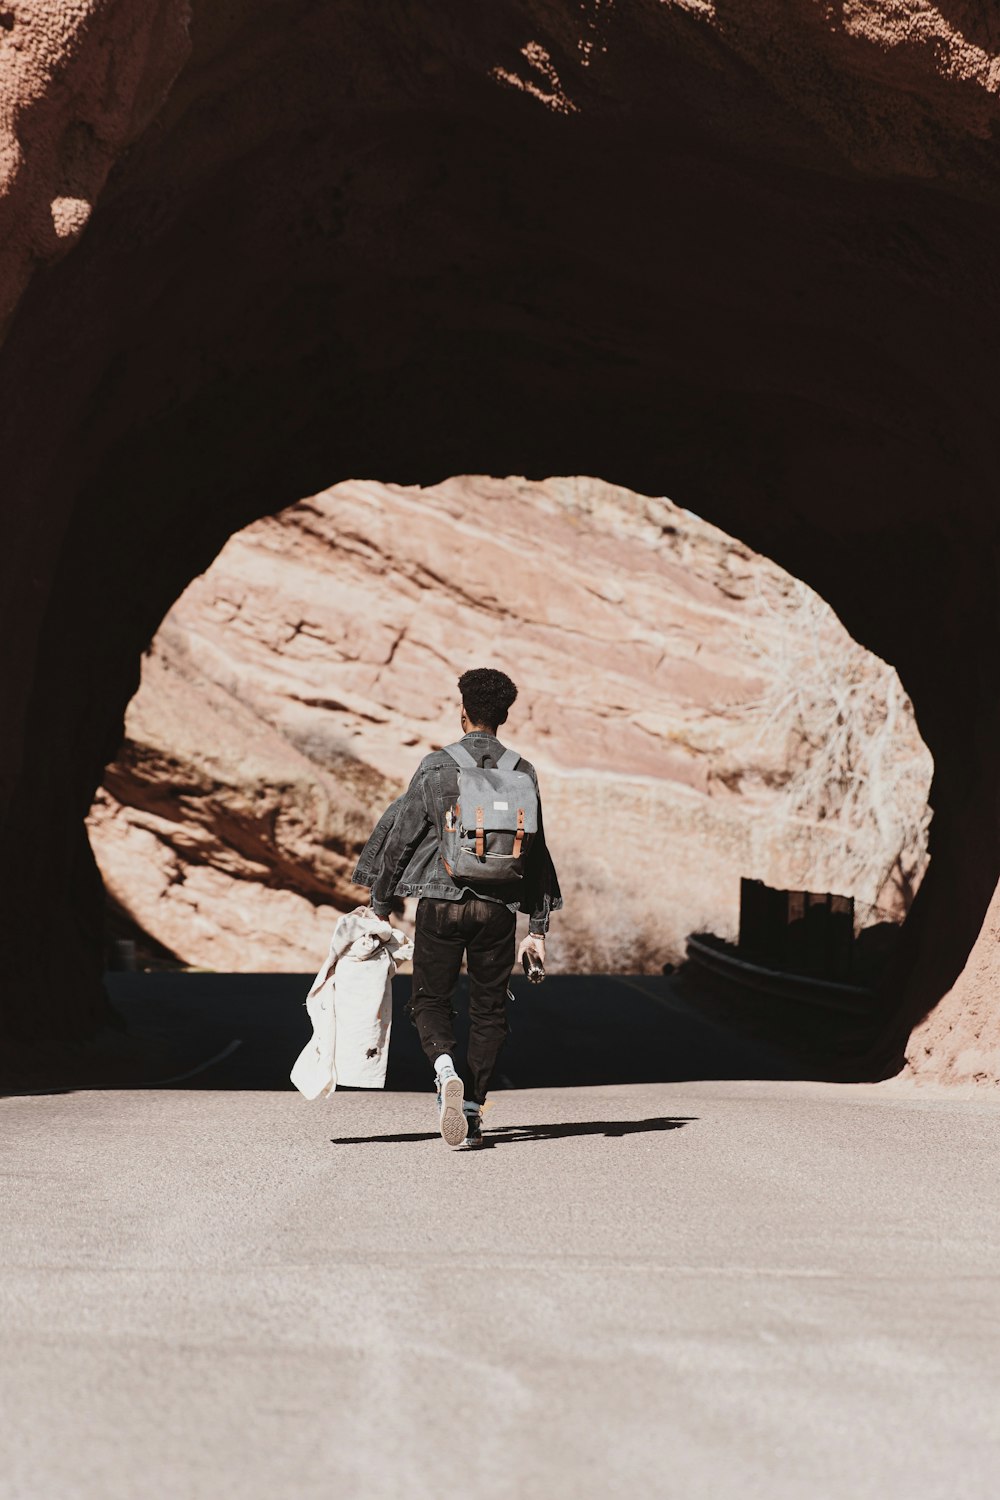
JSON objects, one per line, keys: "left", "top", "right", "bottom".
{"left": 2, "top": 1080, "right": 999, "bottom": 1499}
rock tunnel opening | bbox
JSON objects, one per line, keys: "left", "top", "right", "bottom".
{"left": 3, "top": 2, "right": 1000, "bottom": 1087}
{"left": 87, "top": 473, "right": 935, "bottom": 1062}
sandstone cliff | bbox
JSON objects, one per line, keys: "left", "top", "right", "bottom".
{"left": 89, "top": 475, "right": 931, "bottom": 974}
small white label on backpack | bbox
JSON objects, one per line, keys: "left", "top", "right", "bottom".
{"left": 493, "top": 800, "right": 509, "bottom": 810}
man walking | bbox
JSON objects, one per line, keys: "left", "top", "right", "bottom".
{"left": 352, "top": 668, "right": 561, "bottom": 1147}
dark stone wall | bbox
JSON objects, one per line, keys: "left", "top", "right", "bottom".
{"left": 2, "top": 1, "right": 999, "bottom": 1066}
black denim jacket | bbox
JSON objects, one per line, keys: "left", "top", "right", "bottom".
{"left": 350, "top": 732, "right": 562, "bottom": 935}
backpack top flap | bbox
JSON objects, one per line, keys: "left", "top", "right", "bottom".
{"left": 442, "top": 743, "right": 538, "bottom": 834}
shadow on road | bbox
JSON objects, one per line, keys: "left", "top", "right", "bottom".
{"left": 330, "top": 1116, "right": 697, "bottom": 1146}
{"left": 4, "top": 969, "right": 809, "bottom": 1093}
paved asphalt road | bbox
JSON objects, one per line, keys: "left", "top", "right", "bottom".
{"left": 2, "top": 1074, "right": 999, "bottom": 1499}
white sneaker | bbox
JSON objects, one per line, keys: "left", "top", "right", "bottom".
{"left": 436, "top": 1067, "right": 468, "bottom": 1148}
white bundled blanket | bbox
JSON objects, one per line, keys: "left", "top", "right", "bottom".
{"left": 290, "top": 910, "right": 414, "bottom": 1098}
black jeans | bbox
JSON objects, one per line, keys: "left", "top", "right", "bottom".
{"left": 408, "top": 895, "right": 517, "bottom": 1106}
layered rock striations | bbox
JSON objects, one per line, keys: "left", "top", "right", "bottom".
{"left": 2, "top": 3, "right": 1000, "bottom": 1073}
{"left": 89, "top": 475, "right": 931, "bottom": 974}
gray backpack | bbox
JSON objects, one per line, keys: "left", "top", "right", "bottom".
{"left": 439, "top": 742, "right": 538, "bottom": 883}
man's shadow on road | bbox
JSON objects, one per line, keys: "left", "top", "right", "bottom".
{"left": 330, "top": 1116, "right": 696, "bottom": 1147}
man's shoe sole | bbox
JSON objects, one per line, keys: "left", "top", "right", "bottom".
{"left": 438, "top": 1076, "right": 468, "bottom": 1147}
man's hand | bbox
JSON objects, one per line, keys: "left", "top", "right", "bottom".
{"left": 517, "top": 933, "right": 546, "bottom": 967}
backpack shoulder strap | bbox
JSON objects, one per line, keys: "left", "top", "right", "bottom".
{"left": 442, "top": 741, "right": 479, "bottom": 769}
{"left": 497, "top": 747, "right": 521, "bottom": 770}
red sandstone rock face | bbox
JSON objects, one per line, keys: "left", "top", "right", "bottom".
{"left": 0, "top": 1, "right": 190, "bottom": 331}
{"left": 905, "top": 882, "right": 1000, "bottom": 1085}
{"left": 2, "top": 2, "right": 1000, "bottom": 1075}
{"left": 89, "top": 475, "right": 931, "bottom": 973}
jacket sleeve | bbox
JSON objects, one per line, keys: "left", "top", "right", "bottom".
{"left": 369, "top": 765, "right": 431, "bottom": 916}
{"left": 350, "top": 793, "right": 405, "bottom": 887}
{"left": 524, "top": 773, "right": 562, "bottom": 936}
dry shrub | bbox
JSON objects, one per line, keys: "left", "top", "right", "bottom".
{"left": 543, "top": 858, "right": 696, "bottom": 975}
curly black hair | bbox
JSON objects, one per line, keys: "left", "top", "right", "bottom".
{"left": 458, "top": 667, "right": 518, "bottom": 729}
